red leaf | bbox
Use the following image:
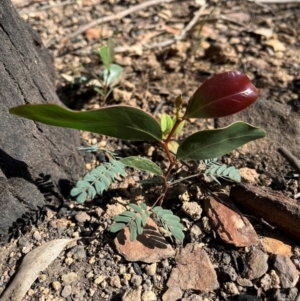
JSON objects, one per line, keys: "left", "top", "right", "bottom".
{"left": 184, "top": 71, "right": 259, "bottom": 119}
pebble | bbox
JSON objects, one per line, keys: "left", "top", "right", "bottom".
{"left": 145, "top": 263, "right": 157, "bottom": 276}
{"left": 65, "top": 257, "right": 73, "bottom": 266}
{"left": 123, "top": 285, "right": 142, "bottom": 301}
{"left": 223, "top": 282, "right": 239, "bottom": 295}
{"left": 75, "top": 211, "right": 91, "bottom": 223}
{"left": 33, "top": 230, "right": 42, "bottom": 240}
{"left": 141, "top": 290, "right": 157, "bottom": 301}
{"left": 244, "top": 249, "right": 268, "bottom": 280}
{"left": 182, "top": 295, "right": 203, "bottom": 301}
{"left": 61, "top": 285, "right": 72, "bottom": 298}
{"left": 273, "top": 254, "right": 299, "bottom": 288}
{"left": 218, "top": 265, "right": 238, "bottom": 282}
{"left": 131, "top": 275, "right": 143, "bottom": 287}
{"left": 162, "top": 286, "right": 183, "bottom": 301}
{"left": 94, "top": 275, "right": 107, "bottom": 284}
{"left": 61, "top": 272, "right": 78, "bottom": 284}
{"left": 181, "top": 202, "right": 202, "bottom": 220}
{"left": 109, "top": 276, "right": 121, "bottom": 288}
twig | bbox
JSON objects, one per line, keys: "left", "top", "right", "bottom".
{"left": 278, "top": 146, "right": 300, "bottom": 172}
{"left": 146, "top": 3, "right": 207, "bottom": 49}
{"left": 19, "top": 0, "right": 74, "bottom": 15}
{"left": 60, "top": 0, "right": 177, "bottom": 47}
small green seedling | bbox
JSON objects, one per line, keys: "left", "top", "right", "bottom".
{"left": 94, "top": 39, "right": 123, "bottom": 102}
{"left": 9, "top": 71, "right": 265, "bottom": 242}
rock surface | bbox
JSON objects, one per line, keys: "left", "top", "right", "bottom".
{"left": 114, "top": 218, "right": 175, "bottom": 263}
{"left": 204, "top": 195, "right": 259, "bottom": 247}
{"left": 167, "top": 243, "right": 219, "bottom": 292}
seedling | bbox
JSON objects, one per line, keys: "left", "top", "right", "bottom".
{"left": 9, "top": 71, "right": 265, "bottom": 242}
{"left": 94, "top": 39, "right": 123, "bottom": 102}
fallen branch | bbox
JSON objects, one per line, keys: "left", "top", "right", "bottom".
{"left": 60, "top": 0, "right": 177, "bottom": 47}
{"left": 146, "top": 3, "right": 207, "bottom": 49}
{"left": 278, "top": 146, "right": 300, "bottom": 172}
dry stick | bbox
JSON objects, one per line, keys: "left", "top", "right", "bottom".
{"left": 19, "top": 0, "right": 74, "bottom": 15}
{"left": 60, "top": 0, "right": 177, "bottom": 47}
{"left": 146, "top": 3, "right": 207, "bottom": 49}
{"left": 278, "top": 146, "right": 300, "bottom": 172}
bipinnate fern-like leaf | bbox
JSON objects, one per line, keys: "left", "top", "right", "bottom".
{"left": 152, "top": 206, "right": 184, "bottom": 242}
{"left": 109, "top": 203, "right": 150, "bottom": 241}
{"left": 202, "top": 159, "right": 241, "bottom": 184}
{"left": 70, "top": 159, "right": 126, "bottom": 203}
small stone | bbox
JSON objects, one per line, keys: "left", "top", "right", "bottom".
{"left": 142, "top": 290, "right": 157, "bottom": 301}
{"left": 18, "top": 237, "right": 30, "bottom": 247}
{"left": 167, "top": 243, "right": 219, "bottom": 292}
{"left": 122, "top": 285, "right": 142, "bottom": 301}
{"left": 94, "top": 275, "right": 107, "bottom": 284}
{"left": 239, "top": 168, "right": 259, "bottom": 184}
{"left": 181, "top": 202, "right": 202, "bottom": 221}
{"left": 271, "top": 287, "right": 298, "bottom": 301}
{"left": 114, "top": 218, "right": 175, "bottom": 263}
{"left": 236, "top": 277, "right": 253, "bottom": 287}
{"left": 65, "top": 257, "right": 73, "bottom": 266}
{"left": 224, "top": 282, "right": 239, "bottom": 295}
{"left": 75, "top": 211, "right": 91, "bottom": 223}
{"left": 145, "top": 263, "right": 157, "bottom": 276}
{"left": 61, "top": 285, "right": 72, "bottom": 298}
{"left": 106, "top": 203, "right": 126, "bottom": 217}
{"left": 182, "top": 294, "right": 203, "bottom": 301}
{"left": 218, "top": 265, "right": 238, "bottom": 282}
{"left": 260, "top": 236, "right": 292, "bottom": 257}
{"left": 33, "top": 231, "right": 42, "bottom": 240}
{"left": 61, "top": 272, "right": 77, "bottom": 284}
{"left": 162, "top": 286, "right": 183, "bottom": 301}
{"left": 273, "top": 254, "right": 299, "bottom": 288}
{"left": 38, "top": 274, "right": 47, "bottom": 282}
{"left": 52, "top": 281, "right": 61, "bottom": 291}
{"left": 131, "top": 275, "right": 143, "bottom": 287}
{"left": 110, "top": 276, "right": 121, "bottom": 288}
{"left": 244, "top": 249, "right": 268, "bottom": 280}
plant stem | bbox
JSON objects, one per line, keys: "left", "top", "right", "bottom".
{"left": 158, "top": 117, "right": 183, "bottom": 206}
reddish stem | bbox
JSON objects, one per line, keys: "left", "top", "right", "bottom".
{"left": 158, "top": 117, "right": 183, "bottom": 206}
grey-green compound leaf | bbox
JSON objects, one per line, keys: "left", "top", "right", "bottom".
{"left": 163, "top": 214, "right": 180, "bottom": 222}
{"left": 216, "top": 164, "right": 227, "bottom": 175}
{"left": 110, "top": 223, "right": 126, "bottom": 233}
{"left": 114, "top": 215, "right": 132, "bottom": 223}
{"left": 129, "top": 222, "right": 137, "bottom": 242}
{"left": 70, "top": 187, "right": 83, "bottom": 197}
{"left": 140, "top": 211, "right": 147, "bottom": 227}
{"left": 135, "top": 216, "right": 143, "bottom": 235}
{"left": 87, "top": 184, "right": 96, "bottom": 199}
{"left": 76, "top": 192, "right": 87, "bottom": 204}
{"left": 166, "top": 220, "right": 184, "bottom": 229}
{"left": 222, "top": 166, "right": 235, "bottom": 176}
{"left": 94, "top": 180, "right": 105, "bottom": 195}
{"left": 120, "top": 156, "right": 163, "bottom": 176}
{"left": 121, "top": 211, "right": 136, "bottom": 218}
{"left": 170, "top": 228, "right": 185, "bottom": 241}
{"left": 128, "top": 203, "right": 142, "bottom": 213}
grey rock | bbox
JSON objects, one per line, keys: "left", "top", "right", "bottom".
{"left": 272, "top": 288, "right": 298, "bottom": 301}
{"left": 244, "top": 249, "right": 268, "bottom": 280}
{"left": 273, "top": 254, "right": 299, "bottom": 288}
{"left": 182, "top": 294, "right": 203, "bottom": 301}
{"left": 61, "top": 285, "right": 72, "bottom": 298}
{"left": 218, "top": 265, "right": 238, "bottom": 282}
{"left": 131, "top": 275, "right": 143, "bottom": 287}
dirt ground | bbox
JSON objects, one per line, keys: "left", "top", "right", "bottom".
{"left": 1, "top": 0, "right": 300, "bottom": 300}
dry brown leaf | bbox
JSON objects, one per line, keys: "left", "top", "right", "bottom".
{"left": 0, "top": 239, "right": 74, "bottom": 301}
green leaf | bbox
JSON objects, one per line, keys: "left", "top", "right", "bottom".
{"left": 103, "top": 64, "right": 123, "bottom": 86}
{"left": 128, "top": 203, "right": 142, "bottom": 213}
{"left": 109, "top": 223, "right": 126, "bottom": 233}
{"left": 76, "top": 192, "right": 87, "bottom": 204}
{"left": 121, "top": 211, "right": 136, "bottom": 218}
{"left": 99, "top": 45, "right": 111, "bottom": 71}
{"left": 114, "top": 215, "right": 132, "bottom": 223}
{"left": 170, "top": 228, "right": 185, "bottom": 241}
{"left": 120, "top": 156, "right": 163, "bottom": 176}
{"left": 9, "top": 104, "right": 162, "bottom": 141}
{"left": 135, "top": 216, "right": 143, "bottom": 235}
{"left": 129, "top": 222, "right": 137, "bottom": 242}
{"left": 161, "top": 113, "right": 173, "bottom": 135}
{"left": 176, "top": 121, "right": 265, "bottom": 160}
{"left": 70, "top": 187, "right": 83, "bottom": 197}
{"left": 172, "top": 119, "right": 185, "bottom": 136}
